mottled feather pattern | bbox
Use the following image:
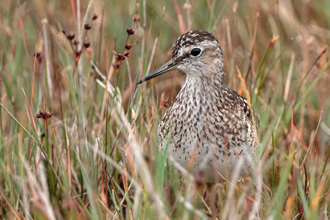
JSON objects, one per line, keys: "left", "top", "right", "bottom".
{"left": 172, "top": 30, "right": 221, "bottom": 58}
{"left": 156, "top": 30, "right": 257, "bottom": 183}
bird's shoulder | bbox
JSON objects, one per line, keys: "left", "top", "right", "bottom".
{"left": 220, "top": 87, "right": 254, "bottom": 121}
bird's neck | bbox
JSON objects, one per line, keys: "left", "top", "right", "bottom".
{"left": 184, "top": 72, "right": 224, "bottom": 94}
{"left": 176, "top": 74, "right": 223, "bottom": 109}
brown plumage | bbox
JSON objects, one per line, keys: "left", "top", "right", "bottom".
{"left": 138, "top": 30, "right": 257, "bottom": 183}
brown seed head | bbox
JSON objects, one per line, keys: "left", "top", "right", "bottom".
{"left": 117, "top": 54, "right": 125, "bottom": 61}
{"left": 36, "top": 111, "right": 53, "bottom": 120}
{"left": 125, "top": 44, "right": 132, "bottom": 50}
{"left": 92, "top": 14, "right": 98, "bottom": 20}
{"left": 67, "top": 33, "right": 75, "bottom": 40}
{"left": 84, "top": 23, "right": 92, "bottom": 30}
{"left": 84, "top": 42, "right": 90, "bottom": 48}
{"left": 126, "top": 28, "right": 135, "bottom": 35}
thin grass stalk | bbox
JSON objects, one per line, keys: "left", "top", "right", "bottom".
{"left": 42, "top": 19, "right": 53, "bottom": 100}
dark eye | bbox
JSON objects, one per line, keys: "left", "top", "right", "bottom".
{"left": 190, "top": 48, "right": 201, "bottom": 56}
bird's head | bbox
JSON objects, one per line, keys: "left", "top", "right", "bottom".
{"left": 137, "top": 30, "right": 224, "bottom": 84}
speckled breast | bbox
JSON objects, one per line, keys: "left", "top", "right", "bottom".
{"left": 157, "top": 80, "right": 256, "bottom": 183}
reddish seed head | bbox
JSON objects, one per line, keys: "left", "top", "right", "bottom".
{"left": 73, "top": 40, "right": 79, "bottom": 46}
{"left": 67, "top": 33, "right": 75, "bottom": 40}
{"left": 84, "top": 23, "right": 92, "bottom": 30}
{"left": 74, "top": 51, "right": 81, "bottom": 57}
{"left": 126, "top": 28, "right": 135, "bottom": 35}
{"left": 124, "top": 52, "right": 129, "bottom": 57}
{"left": 117, "top": 54, "right": 125, "bottom": 61}
{"left": 36, "top": 111, "right": 53, "bottom": 120}
{"left": 36, "top": 112, "right": 43, "bottom": 118}
{"left": 125, "top": 44, "right": 132, "bottom": 50}
{"left": 92, "top": 14, "right": 98, "bottom": 20}
{"left": 84, "top": 42, "right": 90, "bottom": 48}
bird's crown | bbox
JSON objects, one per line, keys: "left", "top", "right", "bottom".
{"left": 172, "top": 30, "right": 221, "bottom": 60}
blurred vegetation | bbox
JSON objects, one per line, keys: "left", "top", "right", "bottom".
{"left": 0, "top": 0, "right": 330, "bottom": 219}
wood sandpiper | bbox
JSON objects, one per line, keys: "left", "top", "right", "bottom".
{"left": 137, "top": 30, "right": 257, "bottom": 183}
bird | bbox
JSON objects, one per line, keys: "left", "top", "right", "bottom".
{"left": 137, "top": 30, "right": 257, "bottom": 183}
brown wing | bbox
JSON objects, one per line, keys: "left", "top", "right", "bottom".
{"left": 221, "top": 87, "right": 260, "bottom": 130}
{"left": 222, "top": 88, "right": 251, "bottom": 118}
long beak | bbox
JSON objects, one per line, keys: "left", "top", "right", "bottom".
{"left": 136, "top": 59, "right": 177, "bottom": 84}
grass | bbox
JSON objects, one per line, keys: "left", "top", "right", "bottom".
{"left": 1, "top": 0, "right": 330, "bottom": 219}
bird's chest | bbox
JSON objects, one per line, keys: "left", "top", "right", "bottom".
{"left": 158, "top": 90, "right": 213, "bottom": 150}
